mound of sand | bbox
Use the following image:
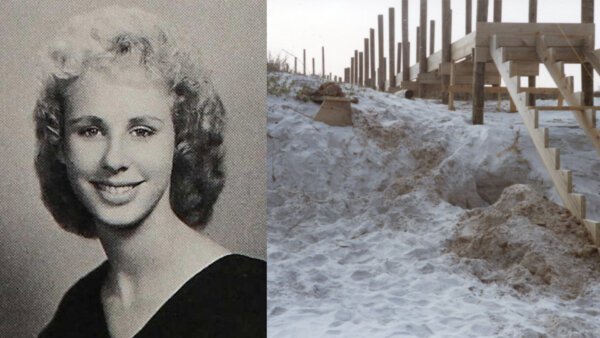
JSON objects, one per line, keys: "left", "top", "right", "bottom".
{"left": 449, "top": 184, "right": 600, "bottom": 300}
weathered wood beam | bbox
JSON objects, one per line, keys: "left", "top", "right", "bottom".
{"left": 582, "top": 0, "right": 594, "bottom": 106}
{"left": 419, "top": 0, "right": 428, "bottom": 97}
{"left": 354, "top": 50, "right": 358, "bottom": 83}
{"left": 359, "top": 52, "right": 364, "bottom": 86}
{"left": 493, "top": 0, "right": 502, "bottom": 23}
{"left": 370, "top": 28, "right": 376, "bottom": 89}
{"left": 350, "top": 57, "right": 354, "bottom": 84}
{"left": 429, "top": 20, "right": 435, "bottom": 56}
{"left": 378, "top": 14, "right": 385, "bottom": 91}
{"left": 402, "top": 0, "right": 410, "bottom": 82}
{"left": 451, "top": 32, "right": 476, "bottom": 61}
{"left": 475, "top": 23, "right": 594, "bottom": 46}
{"left": 389, "top": 7, "right": 396, "bottom": 87}
{"left": 397, "top": 42, "right": 402, "bottom": 80}
{"left": 472, "top": 0, "right": 488, "bottom": 125}
{"left": 322, "top": 47, "right": 325, "bottom": 77}
{"left": 448, "top": 61, "right": 456, "bottom": 110}
{"left": 364, "top": 38, "right": 370, "bottom": 87}
{"left": 501, "top": 46, "right": 584, "bottom": 62}
{"left": 528, "top": 0, "right": 537, "bottom": 106}
{"left": 441, "top": 1, "right": 451, "bottom": 104}
{"left": 303, "top": 49, "right": 306, "bottom": 75}
{"left": 416, "top": 27, "right": 421, "bottom": 62}
{"left": 529, "top": 106, "right": 600, "bottom": 111}
{"left": 466, "top": 0, "right": 472, "bottom": 34}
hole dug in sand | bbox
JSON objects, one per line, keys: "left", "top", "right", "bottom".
{"left": 449, "top": 184, "right": 600, "bottom": 300}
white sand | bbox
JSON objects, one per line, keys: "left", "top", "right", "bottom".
{"left": 267, "top": 72, "right": 600, "bottom": 337}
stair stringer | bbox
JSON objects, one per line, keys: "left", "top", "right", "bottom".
{"left": 490, "top": 35, "right": 600, "bottom": 246}
{"left": 536, "top": 34, "right": 600, "bottom": 158}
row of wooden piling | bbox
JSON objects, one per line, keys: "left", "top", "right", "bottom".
{"left": 286, "top": 0, "right": 594, "bottom": 127}
{"left": 285, "top": 46, "right": 337, "bottom": 81}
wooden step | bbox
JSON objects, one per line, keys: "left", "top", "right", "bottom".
{"left": 492, "top": 35, "right": 587, "bottom": 48}
{"left": 528, "top": 106, "right": 600, "bottom": 111}
{"left": 583, "top": 219, "right": 600, "bottom": 245}
{"left": 537, "top": 34, "right": 600, "bottom": 157}
{"left": 509, "top": 62, "right": 539, "bottom": 76}
{"left": 503, "top": 46, "right": 584, "bottom": 62}
{"left": 491, "top": 35, "right": 600, "bottom": 247}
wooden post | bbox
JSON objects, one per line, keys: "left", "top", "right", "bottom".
{"left": 354, "top": 50, "right": 359, "bottom": 84}
{"left": 402, "top": 0, "right": 410, "bottom": 82}
{"left": 397, "top": 42, "right": 402, "bottom": 77}
{"left": 378, "top": 14, "right": 385, "bottom": 91}
{"left": 370, "top": 28, "right": 376, "bottom": 89}
{"left": 389, "top": 7, "right": 396, "bottom": 88}
{"left": 303, "top": 49, "right": 306, "bottom": 75}
{"left": 382, "top": 58, "right": 387, "bottom": 91}
{"left": 493, "top": 0, "right": 502, "bottom": 22}
{"left": 582, "top": 0, "right": 594, "bottom": 106}
{"left": 472, "top": 0, "right": 488, "bottom": 125}
{"left": 322, "top": 46, "right": 325, "bottom": 77}
{"left": 429, "top": 20, "right": 435, "bottom": 56}
{"left": 466, "top": 0, "right": 472, "bottom": 34}
{"left": 449, "top": 61, "right": 456, "bottom": 110}
{"left": 418, "top": 0, "right": 427, "bottom": 97}
{"left": 493, "top": 0, "right": 502, "bottom": 109}
{"left": 509, "top": 97, "right": 516, "bottom": 112}
{"left": 364, "top": 38, "right": 370, "bottom": 87}
{"left": 344, "top": 68, "right": 349, "bottom": 83}
{"left": 312, "top": 57, "right": 315, "bottom": 76}
{"left": 359, "top": 52, "right": 364, "bottom": 86}
{"left": 497, "top": 88, "right": 501, "bottom": 111}
{"left": 441, "top": 0, "right": 451, "bottom": 104}
{"left": 558, "top": 93, "right": 563, "bottom": 107}
{"left": 509, "top": 77, "right": 520, "bottom": 112}
{"left": 405, "top": 42, "right": 411, "bottom": 83}
{"left": 477, "top": 0, "right": 488, "bottom": 22}
{"left": 416, "top": 27, "right": 421, "bottom": 62}
{"left": 294, "top": 57, "right": 297, "bottom": 74}
{"left": 527, "top": 0, "right": 537, "bottom": 106}
{"left": 350, "top": 57, "right": 355, "bottom": 84}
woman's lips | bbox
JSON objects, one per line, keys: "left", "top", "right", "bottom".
{"left": 91, "top": 181, "right": 143, "bottom": 205}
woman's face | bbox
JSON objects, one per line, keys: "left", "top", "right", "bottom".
{"left": 62, "top": 67, "right": 175, "bottom": 229}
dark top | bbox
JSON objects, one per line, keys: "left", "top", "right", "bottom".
{"left": 39, "top": 254, "right": 266, "bottom": 338}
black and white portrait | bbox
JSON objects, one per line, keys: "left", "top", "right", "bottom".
{"left": 0, "top": 1, "right": 265, "bottom": 337}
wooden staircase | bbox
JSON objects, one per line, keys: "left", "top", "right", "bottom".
{"left": 489, "top": 34, "right": 600, "bottom": 247}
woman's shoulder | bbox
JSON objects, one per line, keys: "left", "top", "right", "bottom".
{"left": 147, "top": 254, "right": 266, "bottom": 337}
{"left": 207, "top": 253, "right": 266, "bottom": 281}
{"left": 183, "top": 253, "right": 266, "bottom": 308}
{"left": 38, "top": 261, "right": 110, "bottom": 338}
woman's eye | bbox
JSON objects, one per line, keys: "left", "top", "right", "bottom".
{"left": 130, "top": 127, "right": 155, "bottom": 138}
{"left": 77, "top": 127, "right": 101, "bottom": 137}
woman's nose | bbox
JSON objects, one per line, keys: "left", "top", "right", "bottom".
{"left": 101, "top": 136, "right": 130, "bottom": 174}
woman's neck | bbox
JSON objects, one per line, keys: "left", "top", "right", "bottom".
{"left": 95, "top": 195, "right": 229, "bottom": 304}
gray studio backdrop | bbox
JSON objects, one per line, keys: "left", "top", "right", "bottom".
{"left": 0, "top": 1, "right": 265, "bottom": 336}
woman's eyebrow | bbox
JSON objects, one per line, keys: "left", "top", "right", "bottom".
{"left": 67, "top": 115, "right": 103, "bottom": 126}
{"left": 129, "top": 116, "right": 165, "bottom": 126}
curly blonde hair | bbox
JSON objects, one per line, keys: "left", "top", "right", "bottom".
{"left": 34, "top": 6, "right": 225, "bottom": 237}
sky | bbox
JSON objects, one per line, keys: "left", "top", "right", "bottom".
{"left": 268, "top": 0, "right": 600, "bottom": 90}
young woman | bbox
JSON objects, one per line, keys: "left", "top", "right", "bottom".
{"left": 34, "top": 7, "right": 265, "bottom": 337}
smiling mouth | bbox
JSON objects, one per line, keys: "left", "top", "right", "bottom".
{"left": 91, "top": 181, "right": 144, "bottom": 205}
{"left": 93, "top": 182, "right": 142, "bottom": 194}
